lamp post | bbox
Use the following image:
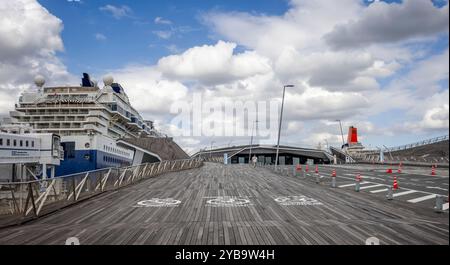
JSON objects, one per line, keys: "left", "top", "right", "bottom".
{"left": 249, "top": 119, "right": 258, "bottom": 164}
{"left": 275, "top": 85, "right": 294, "bottom": 170}
{"left": 210, "top": 141, "right": 215, "bottom": 158}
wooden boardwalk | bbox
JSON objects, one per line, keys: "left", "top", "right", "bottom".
{"left": 0, "top": 163, "right": 448, "bottom": 245}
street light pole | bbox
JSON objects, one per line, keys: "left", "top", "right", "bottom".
{"left": 249, "top": 119, "right": 258, "bottom": 164}
{"left": 210, "top": 141, "right": 215, "bottom": 158}
{"left": 275, "top": 85, "right": 294, "bottom": 170}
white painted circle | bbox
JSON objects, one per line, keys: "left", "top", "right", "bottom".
{"left": 206, "top": 197, "right": 251, "bottom": 207}
{"left": 275, "top": 196, "right": 322, "bottom": 206}
{"left": 136, "top": 198, "right": 181, "bottom": 207}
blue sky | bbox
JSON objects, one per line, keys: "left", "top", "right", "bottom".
{"left": 0, "top": 0, "right": 448, "bottom": 152}
{"left": 41, "top": 0, "right": 290, "bottom": 74}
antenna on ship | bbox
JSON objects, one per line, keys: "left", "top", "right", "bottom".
{"left": 34, "top": 75, "right": 45, "bottom": 93}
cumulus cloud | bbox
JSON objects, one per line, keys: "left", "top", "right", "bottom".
{"left": 157, "top": 41, "right": 272, "bottom": 85}
{"left": 324, "top": 0, "right": 449, "bottom": 49}
{"left": 104, "top": 65, "right": 189, "bottom": 118}
{"left": 0, "top": 0, "right": 75, "bottom": 115}
{"left": 285, "top": 87, "right": 370, "bottom": 121}
{"left": 405, "top": 104, "right": 449, "bottom": 132}
{"left": 275, "top": 49, "right": 376, "bottom": 90}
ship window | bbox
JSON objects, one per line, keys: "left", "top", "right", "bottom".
{"left": 31, "top": 141, "right": 34, "bottom": 148}
{"left": 25, "top": 141, "right": 29, "bottom": 147}
{"left": 0, "top": 138, "right": 2, "bottom": 146}
{"left": 13, "top": 140, "right": 17, "bottom": 146}
{"left": 7, "top": 139, "right": 10, "bottom": 146}
{"left": 61, "top": 142, "right": 75, "bottom": 159}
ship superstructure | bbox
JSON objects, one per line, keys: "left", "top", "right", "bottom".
{"left": 7, "top": 73, "right": 161, "bottom": 176}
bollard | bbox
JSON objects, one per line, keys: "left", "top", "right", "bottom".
{"left": 434, "top": 195, "right": 444, "bottom": 213}
{"left": 386, "top": 186, "right": 393, "bottom": 200}
{"left": 331, "top": 169, "right": 336, "bottom": 188}
{"left": 355, "top": 173, "right": 361, "bottom": 192}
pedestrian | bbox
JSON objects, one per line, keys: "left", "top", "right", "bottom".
{"left": 252, "top": 155, "right": 257, "bottom": 168}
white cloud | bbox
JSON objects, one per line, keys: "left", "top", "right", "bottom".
{"left": 104, "top": 65, "right": 189, "bottom": 118}
{"left": 285, "top": 86, "right": 370, "bottom": 121}
{"left": 324, "top": 0, "right": 449, "bottom": 50}
{"left": 153, "top": 30, "right": 173, "bottom": 39}
{"left": 166, "top": 44, "right": 180, "bottom": 53}
{"left": 405, "top": 104, "right": 449, "bottom": 132}
{"left": 99, "top": 5, "right": 132, "bottom": 19}
{"left": 0, "top": 0, "right": 75, "bottom": 115}
{"left": 157, "top": 41, "right": 272, "bottom": 85}
{"left": 94, "top": 33, "right": 107, "bottom": 41}
{"left": 154, "top": 17, "right": 172, "bottom": 25}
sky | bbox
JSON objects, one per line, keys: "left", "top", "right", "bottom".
{"left": 0, "top": 0, "right": 449, "bottom": 154}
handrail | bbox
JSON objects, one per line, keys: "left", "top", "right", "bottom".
{"left": 0, "top": 158, "right": 203, "bottom": 228}
{"left": 385, "top": 135, "right": 448, "bottom": 152}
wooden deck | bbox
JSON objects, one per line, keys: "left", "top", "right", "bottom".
{"left": 0, "top": 163, "right": 448, "bottom": 245}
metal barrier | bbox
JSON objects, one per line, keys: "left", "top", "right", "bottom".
{"left": 0, "top": 158, "right": 203, "bottom": 228}
{"left": 201, "top": 157, "right": 224, "bottom": 163}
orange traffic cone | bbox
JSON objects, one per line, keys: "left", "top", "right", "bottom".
{"left": 356, "top": 173, "right": 362, "bottom": 182}
{"left": 331, "top": 169, "right": 336, "bottom": 177}
{"left": 431, "top": 165, "right": 436, "bottom": 176}
{"left": 397, "top": 163, "right": 402, "bottom": 173}
{"left": 386, "top": 168, "right": 393, "bottom": 174}
{"left": 305, "top": 165, "right": 309, "bottom": 172}
{"left": 296, "top": 164, "right": 302, "bottom": 171}
{"left": 315, "top": 165, "right": 319, "bottom": 174}
{"left": 393, "top": 176, "right": 399, "bottom": 190}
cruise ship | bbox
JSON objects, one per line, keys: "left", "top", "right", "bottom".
{"left": 4, "top": 73, "right": 163, "bottom": 176}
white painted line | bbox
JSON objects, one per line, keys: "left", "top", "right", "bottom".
{"left": 426, "top": 186, "right": 448, "bottom": 191}
{"left": 407, "top": 194, "right": 437, "bottom": 203}
{"left": 443, "top": 203, "right": 449, "bottom": 211}
{"left": 338, "top": 181, "right": 368, "bottom": 188}
{"left": 393, "top": 190, "right": 417, "bottom": 198}
{"left": 370, "top": 188, "right": 388, "bottom": 193}
{"left": 359, "top": 184, "right": 385, "bottom": 190}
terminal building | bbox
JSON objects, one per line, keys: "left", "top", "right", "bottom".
{"left": 192, "top": 144, "right": 333, "bottom": 165}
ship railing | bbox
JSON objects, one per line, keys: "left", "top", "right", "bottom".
{"left": 0, "top": 158, "right": 203, "bottom": 228}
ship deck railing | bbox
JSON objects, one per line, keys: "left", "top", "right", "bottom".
{"left": 0, "top": 158, "right": 203, "bottom": 228}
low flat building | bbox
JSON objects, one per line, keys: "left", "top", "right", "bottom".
{"left": 192, "top": 144, "right": 332, "bottom": 165}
